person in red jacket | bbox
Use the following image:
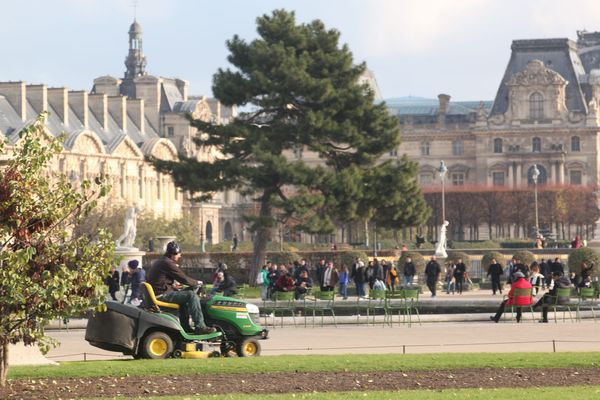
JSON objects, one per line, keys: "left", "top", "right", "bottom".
{"left": 490, "top": 271, "right": 533, "bottom": 323}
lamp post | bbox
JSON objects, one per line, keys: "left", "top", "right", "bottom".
{"left": 532, "top": 164, "right": 540, "bottom": 237}
{"left": 439, "top": 161, "right": 448, "bottom": 225}
{"left": 373, "top": 222, "right": 378, "bottom": 257}
{"left": 200, "top": 208, "right": 206, "bottom": 253}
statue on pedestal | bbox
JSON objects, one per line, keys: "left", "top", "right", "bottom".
{"left": 434, "top": 220, "right": 449, "bottom": 258}
{"left": 116, "top": 206, "right": 140, "bottom": 249}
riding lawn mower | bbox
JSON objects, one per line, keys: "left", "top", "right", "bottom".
{"left": 85, "top": 283, "right": 268, "bottom": 359}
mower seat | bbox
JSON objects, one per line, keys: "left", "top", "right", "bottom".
{"left": 142, "top": 282, "right": 179, "bottom": 310}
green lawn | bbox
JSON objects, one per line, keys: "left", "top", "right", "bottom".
{"left": 8, "top": 352, "right": 600, "bottom": 380}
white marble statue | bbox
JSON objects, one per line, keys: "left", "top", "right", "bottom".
{"left": 434, "top": 220, "right": 449, "bottom": 258}
{"left": 115, "top": 206, "right": 140, "bottom": 248}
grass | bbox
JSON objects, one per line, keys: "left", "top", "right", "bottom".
{"left": 85, "top": 386, "right": 600, "bottom": 400}
{"left": 8, "top": 352, "right": 600, "bottom": 380}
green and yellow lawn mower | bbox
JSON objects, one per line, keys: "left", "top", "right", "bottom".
{"left": 86, "top": 283, "right": 268, "bottom": 359}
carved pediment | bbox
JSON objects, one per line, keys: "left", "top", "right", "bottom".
{"left": 112, "top": 137, "right": 142, "bottom": 158}
{"left": 70, "top": 132, "right": 105, "bottom": 154}
{"left": 507, "top": 60, "right": 567, "bottom": 87}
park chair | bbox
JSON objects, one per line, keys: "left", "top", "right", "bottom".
{"left": 549, "top": 287, "right": 575, "bottom": 323}
{"left": 304, "top": 290, "right": 336, "bottom": 328}
{"left": 384, "top": 291, "right": 405, "bottom": 326}
{"left": 399, "top": 287, "right": 421, "bottom": 327}
{"left": 576, "top": 287, "right": 597, "bottom": 322}
{"left": 506, "top": 287, "right": 535, "bottom": 323}
{"left": 365, "top": 289, "right": 388, "bottom": 326}
{"left": 270, "top": 290, "right": 296, "bottom": 328}
{"left": 593, "top": 281, "right": 600, "bottom": 298}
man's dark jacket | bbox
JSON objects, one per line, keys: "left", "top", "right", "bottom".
{"left": 147, "top": 256, "right": 197, "bottom": 295}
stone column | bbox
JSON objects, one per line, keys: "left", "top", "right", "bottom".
{"left": 507, "top": 162, "right": 514, "bottom": 188}
{"left": 515, "top": 163, "right": 523, "bottom": 187}
{"left": 558, "top": 161, "right": 565, "bottom": 184}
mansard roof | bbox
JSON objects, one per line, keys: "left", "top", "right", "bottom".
{"left": 490, "top": 38, "right": 588, "bottom": 115}
{"left": 385, "top": 96, "right": 493, "bottom": 116}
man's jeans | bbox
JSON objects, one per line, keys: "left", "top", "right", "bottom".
{"left": 161, "top": 290, "right": 206, "bottom": 331}
{"left": 403, "top": 276, "right": 413, "bottom": 287}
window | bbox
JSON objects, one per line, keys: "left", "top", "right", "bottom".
{"left": 419, "top": 174, "right": 433, "bottom": 186}
{"left": 493, "top": 138, "right": 503, "bottom": 153}
{"left": 389, "top": 149, "right": 398, "bottom": 157}
{"left": 571, "top": 136, "right": 581, "bottom": 152}
{"left": 570, "top": 170, "right": 582, "bottom": 185}
{"left": 420, "top": 141, "right": 430, "bottom": 156}
{"left": 167, "top": 126, "right": 175, "bottom": 137}
{"left": 452, "top": 140, "right": 464, "bottom": 156}
{"left": 451, "top": 172, "right": 465, "bottom": 186}
{"left": 532, "top": 137, "right": 541, "bottom": 152}
{"left": 530, "top": 92, "right": 544, "bottom": 120}
{"left": 492, "top": 172, "right": 505, "bottom": 186}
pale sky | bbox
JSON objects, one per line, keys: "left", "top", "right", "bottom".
{"left": 2, "top": 0, "right": 600, "bottom": 102}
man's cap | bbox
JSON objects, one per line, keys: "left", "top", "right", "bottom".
{"left": 513, "top": 271, "right": 525, "bottom": 279}
{"left": 127, "top": 259, "right": 139, "bottom": 268}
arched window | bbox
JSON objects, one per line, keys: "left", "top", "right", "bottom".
{"left": 532, "top": 137, "right": 541, "bottom": 152}
{"left": 420, "top": 141, "right": 430, "bottom": 156}
{"left": 493, "top": 138, "right": 503, "bottom": 153}
{"left": 571, "top": 136, "right": 581, "bottom": 152}
{"left": 530, "top": 92, "right": 544, "bottom": 120}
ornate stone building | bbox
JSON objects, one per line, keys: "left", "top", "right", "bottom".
{"left": 0, "top": 20, "right": 240, "bottom": 244}
{"left": 388, "top": 33, "right": 600, "bottom": 191}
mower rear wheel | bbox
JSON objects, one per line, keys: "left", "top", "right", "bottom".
{"left": 236, "top": 338, "right": 261, "bottom": 357}
{"left": 142, "top": 331, "right": 174, "bottom": 359}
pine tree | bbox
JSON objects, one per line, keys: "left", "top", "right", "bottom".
{"left": 151, "top": 9, "right": 429, "bottom": 276}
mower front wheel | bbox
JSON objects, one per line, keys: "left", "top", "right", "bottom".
{"left": 236, "top": 338, "right": 261, "bottom": 357}
{"left": 141, "top": 331, "right": 174, "bottom": 359}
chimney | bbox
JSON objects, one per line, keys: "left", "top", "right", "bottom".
{"left": 92, "top": 76, "right": 122, "bottom": 96}
{"left": 438, "top": 93, "right": 451, "bottom": 114}
{"left": 437, "top": 93, "right": 451, "bottom": 127}
{"left": 175, "top": 79, "right": 189, "bottom": 101}
{"left": 108, "top": 96, "right": 127, "bottom": 132}
{"left": 26, "top": 84, "right": 48, "bottom": 116}
{"left": 127, "top": 98, "right": 145, "bottom": 133}
{"left": 47, "top": 87, "right": 69, "bottom": 126}
{"left": 88, "top": 93, "right": 108, "bottom": 130}
{"left": 0, "top": 81, "right": 27, "bottom": 120}
{"left": 69, "top": 91, "right": 88, "bottom": 128}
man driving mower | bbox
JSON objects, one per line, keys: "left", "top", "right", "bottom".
{"left": 146, "top": 241, "right": 216, "bottom": 335}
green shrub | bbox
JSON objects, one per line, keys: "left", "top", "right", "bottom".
{"left": 512, "top": 250, "right": 536, "bottom": 265}
{"left": 568, "top": 248, "right": 600, "bottom": 277}
{"left": 266, "top": 251, "right": 299, "bottom": 266}
{"left": 338, "top": 251, "right": 368, "bottom": 267}
{"left": 398, "top": 251, "right": 425, "bottom": 274}
{"left": 446, "top": 251, "right": 470, "bottom": 265}
{"left": 481, "top": 251, "right": 506, "bottom": 272}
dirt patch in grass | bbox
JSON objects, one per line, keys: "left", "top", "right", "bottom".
{"left": 2, "top": 367, "right": 598, "bottom": 399}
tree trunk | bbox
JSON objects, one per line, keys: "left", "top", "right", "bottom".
{"left": 250, "top": 196, "right": 272, "bottom": 286}
{"left": 0, "top": 341, "right": 8, "bottom": 387}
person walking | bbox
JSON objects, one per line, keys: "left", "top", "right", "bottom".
{"left": 454, "top": 259, "right": 467, "bottom": 295}
{"left": 322, "top": 261, "right": 339, "bottom": 292}
{"left": 445, "top": 262, "right": 455, "bottom": 294}
{"left": 338, "top": 265, "right": 349, "bottom": 300}
{"left": 106, "top": 266, "right": 120, "bottom": 301}
{"left": 424, "top": 256, "right": 441, "bottom": 297}
{"left": 354, "top": 260, "right": 367, "bottom": 297}
{"left": 403, "top": 257, "right": 416, "bottom": 287}
{"left": 128, "top": 260, "right": 146, "bottom": 306}
{"left": 487, "top": 258, "right": 504, "bottom": 295}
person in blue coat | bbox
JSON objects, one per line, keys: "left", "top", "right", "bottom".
{"left": 128, "top": 259, "right": 146, "bottom": 305}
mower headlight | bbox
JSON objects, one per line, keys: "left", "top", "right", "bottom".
{"left": 246, "top": 303, "right": 260, "bottom": 314}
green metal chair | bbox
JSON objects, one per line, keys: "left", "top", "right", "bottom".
{"left": 508, "top": 287, "right": 535, "bottom": 323}
{"left": 400, "top": 288, "right": 421, "bottom": 327}
{"left": 549, "top": 287, "right": 575, "bottom": 323}
{"left": 304, "top": 290, "right": 336, "bottom": 327}
{"left": 366, "top": 289, "right": 388, "bottom": 326}
{"left": 384, "top": 291, "right": 405, "bottom": 326}
{"left": 576, "top": 287, "right": 597, "bottom": 322}
{"left": 271, "top": 291, "right": 296, "bottom": 327}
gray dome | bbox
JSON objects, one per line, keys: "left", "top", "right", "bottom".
{"left": 129, "top": 20, "right": 142, "bottom": 35}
